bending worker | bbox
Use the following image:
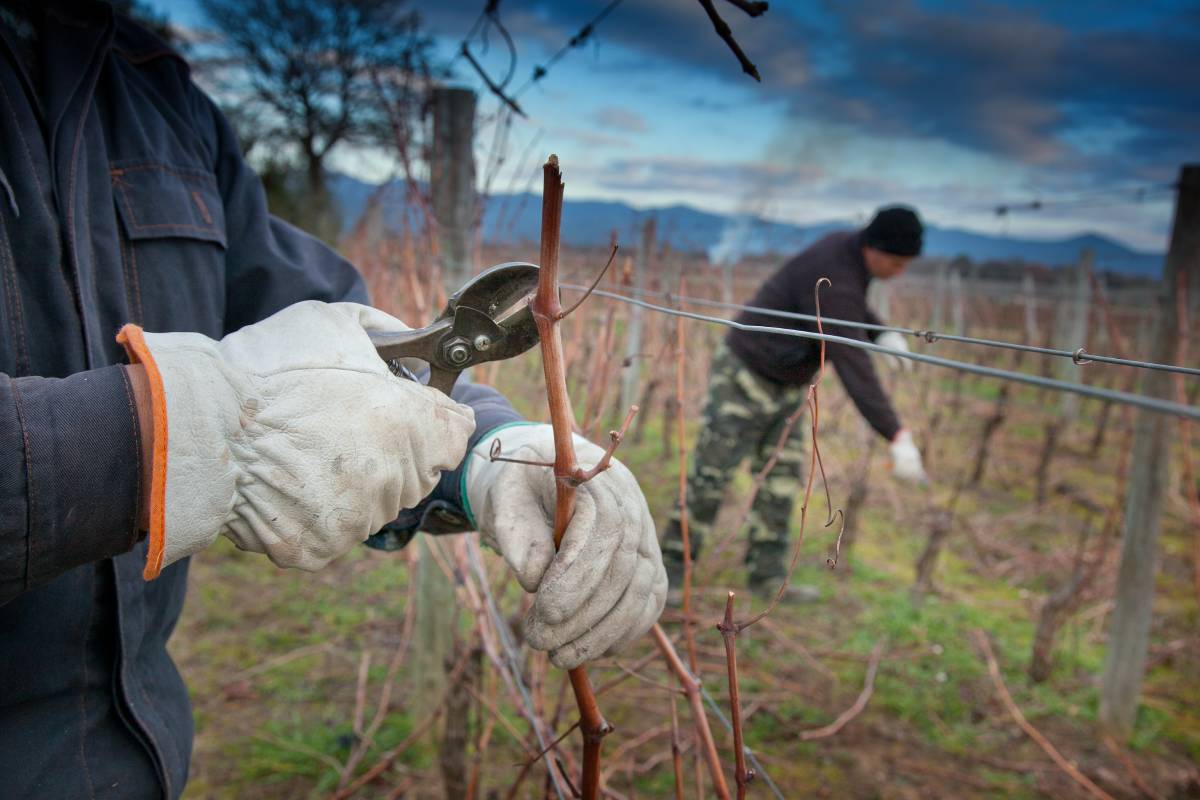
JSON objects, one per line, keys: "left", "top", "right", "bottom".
{"left": 0, "top": 5, "right": 666, "bottom": 797}
{"left": 662, "top": 206, "right": 929, "bottom": 598}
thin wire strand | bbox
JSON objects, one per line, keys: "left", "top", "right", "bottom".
{"left": 986, "top": 181, "right": 1178, "bottom": 216}
{"left": 560, "top": 283, "right": 1200, "bottom": 378}
{"left": 512, "top": 0, "right": 626, "bottom": 99}
{"left": 571, "top": 287, "right": 1200, "bottom": 421}
{"left": 697, "top": 684, "right": 784, "bottom": 800}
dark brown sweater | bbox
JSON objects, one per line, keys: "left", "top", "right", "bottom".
{"left": 726, "top": 231, "right": 902, "bottom": 440}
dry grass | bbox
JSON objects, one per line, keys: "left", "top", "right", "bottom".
{"left": 173, "top": 242, "right": 1200, "bottom": 799}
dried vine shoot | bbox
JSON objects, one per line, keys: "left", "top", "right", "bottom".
{"left": 522, "top": 154, "right": 646, "bottom": 799}
{"left": 973, "top": 630, "right": 1117, "bottom": 800}
{"left": 739, "top": 277, "right": 841, "bottom": 630}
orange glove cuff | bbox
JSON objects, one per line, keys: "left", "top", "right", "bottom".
{"left": 116, "top": 324, "right": 169, "bottom": 580}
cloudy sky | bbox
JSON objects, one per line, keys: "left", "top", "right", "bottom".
{"left": 149, "top": 0, "right": 1198, "bottom": 251}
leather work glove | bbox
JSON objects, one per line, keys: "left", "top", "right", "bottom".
{"left": 875, "top": 330, "right": 914, "bottom": 372}
{"left": 117, "top": 301, "right": 475, "bottom": 579}
{"left": 889, "top": 428, "right": 929, "bottom": 484}
{"left": 465, "top": 424, "right": 667, "bottom": 669}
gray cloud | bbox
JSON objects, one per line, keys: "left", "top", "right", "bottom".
{"left": 584, "top": 156, "right": 824, "bottom": 196}
{"left": 788, "top": 1, "right": 1197, "bottom": 181}
{"left": 419, "top": 1, "right": 1196, "bottom": 190}
{"left": 591, "top": 106, "right": 648, "bottom": 133}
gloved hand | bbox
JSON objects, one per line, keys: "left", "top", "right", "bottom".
{"left": 889, "top": 428, "right": 929, "bottom": 484}
{"left": 875, "top": 331, "right": 914, "bottom": 372}
{"left": 117, "top": 301, "right": 475, "bottom": 579}
{"left": 465, "top": 424, "right": 667, "bottom": 669}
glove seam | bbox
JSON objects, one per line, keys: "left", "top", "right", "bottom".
{"left": 460, "top": 420, "right": 542, "bottom": 528}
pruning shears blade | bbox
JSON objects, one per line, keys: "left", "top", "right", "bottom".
{"left": 369, "top": 261, "right": 541, "bottom": 395}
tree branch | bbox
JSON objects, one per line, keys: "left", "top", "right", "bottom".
{"left": 972, "top": 629, "right": 1117, "bottom": 800}
{"left": 721, "top": 0, "right": 769, "bottom": 16}
{"left": 799, "top": 639, "right": 884, "bottom": 741}
{"left": 650, "top": 623, "right": 731, "bottom": 799}
{"left": 460, "top": 42, "right": 527, "bottom": 117}
{"left": 559, "top": 244, "right": 620, "bottom": 321}
{"left": 716, "top": 592, "right": 753, "bottom": 797}
{"left": 696, "top": 0, "right": 762, "bottom": 81}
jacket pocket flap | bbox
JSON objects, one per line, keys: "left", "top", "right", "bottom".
{"left": 110, "top": 162, "right": 226, "bottom": 247}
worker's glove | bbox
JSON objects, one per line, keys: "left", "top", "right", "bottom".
{"left": 465, "top": 424, "right": 667, "bottom": 669}
{"left": 875, "top": 331, "right": 914, "bottom": 372}
{"left": 889, "top": 428, "right": 929, "bottom": 484}
{"left": 117, "top": 301, "right": 475, "bottom": 579}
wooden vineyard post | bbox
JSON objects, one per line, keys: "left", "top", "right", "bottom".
{"left": 1035, "top": 252, "right": 1092, "bottom": 504}
{"left": 410, "top": 86, "right": 478, "bottom": 724}
{"left": 1021, "top": 270, "right": 1040, "bottom": 346}
{"left": 430, "top": 86, "right": 477, "bottom": 290}
{"left": 620, "top": 217, "right": 655, "bottom": 412}
{"left": 1057, "top": 251, "right": 1093, "bottom": 419}
{"left": 1101, "top": 163, "right": 1200, "bottom": 738}
{"left": 949, "top": 265, "right": 965, "bottom": 337}
{"left": 931, "top": 260, "right": 948, "bottom": 332}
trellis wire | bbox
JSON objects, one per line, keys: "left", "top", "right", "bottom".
{"left": 560, "top": 283, "right": 1200, "bottom": 378}
{"left": 563, "top": 287, "right": 1200, "bottom": 421}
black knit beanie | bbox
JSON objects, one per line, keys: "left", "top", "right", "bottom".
{"left": 861, "top": 205, "right": 923, "bottom": 256}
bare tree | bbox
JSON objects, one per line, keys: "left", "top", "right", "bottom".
{"left": 199, "top": 0, "right": 435, "bottom": 235}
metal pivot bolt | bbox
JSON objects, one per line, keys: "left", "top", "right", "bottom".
{"left": 444, "top": 339, "right": 471, "bottom": 366}
{"left": 473, "top": 335, "right": 492, "bottom": 352}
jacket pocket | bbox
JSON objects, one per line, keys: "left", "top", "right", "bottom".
{"left": 110, "top": 161, "right": 226, "bottom": 246}
{"left": 109, "top": 161, "right": 227, "bottom": 334}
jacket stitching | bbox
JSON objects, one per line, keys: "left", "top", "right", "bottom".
{"left": 10, "top": 379, "right": 34, "bottom": 588}
{"left": 0, "top": 78, "right": 49, "bottom": 199}
{"left": 110, "top": 162, "right": 218, "bottom": 183}
{"left": 114, "top": 177, "right": 222, "bottom": 237}
{"left": 84, "top": 152, "right": 104, "bottom": 358}
{"left": 64, "top": 22, "right": 122, "bottom": 370}
{"left": 64, "top": 79, "right": 87, "bottom": 367}
{"left": 78, "top": 574, "right": 99, "bottom": 800}
{"left": 190, "top": 190, "right": 213, "bottom": 225}
{"left": 117, "top": 225, "right": 138, "bottom": 323}
{"left": 0, "top": 76, "right": 80, "bottom": 311}
{"left": 129, "top": 231, "right": 144, "bottom": 320}
{"left": 0, "top": 224, "right": 29, "bottom": 374}
{"left": 131, "top": 594, "right": 174, "bottom": 799}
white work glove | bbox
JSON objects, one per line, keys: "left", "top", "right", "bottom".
{"left": 465, "top": 424, "right": 667, "bottom": 669}
{"left": 875, "top": 331, "right": 914, "bottom": 372}
{"left": 121, "top": 301, "right": 475, "bottom": 578}
{"left": 889, "top": 429, "right": 929, "bottom": 484}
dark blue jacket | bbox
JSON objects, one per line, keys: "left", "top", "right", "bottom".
{"left": 0, "top": 3, "right": 520, "bottom": 796}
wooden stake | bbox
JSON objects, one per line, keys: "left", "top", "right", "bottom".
{"left": 1101, "top": 164, "right": 1200, "bottom": 738}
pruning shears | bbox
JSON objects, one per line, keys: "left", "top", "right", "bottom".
{"left": 369, "top": 261, "right": 542, "bottom": 395}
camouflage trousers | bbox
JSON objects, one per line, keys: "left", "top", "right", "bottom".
{"left": 662, "top": 342, "right": 808, "bottom": 586}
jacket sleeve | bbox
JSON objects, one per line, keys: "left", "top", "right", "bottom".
{"left": 185, "top": 84, "right": 370, "bottom": 324}
{"left": 185, "top": 80, "right": 527, "bottom": 548}
{"left": 0, "top": 367, "right": 144, "bottom": 605}
{"left": 821, "top": 289, "right": 902, "bottom": 440}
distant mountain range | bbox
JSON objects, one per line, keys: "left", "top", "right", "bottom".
{"left": 327, "top": 173, "right": 1165, "bottom": 277}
